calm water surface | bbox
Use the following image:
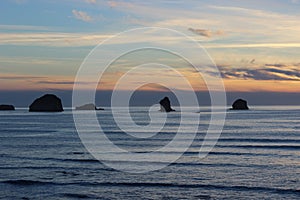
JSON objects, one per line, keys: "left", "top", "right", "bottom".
{"left": 0, "top": 106, "right": 299, "bottom": 199}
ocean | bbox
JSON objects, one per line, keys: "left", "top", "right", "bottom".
{"left": 0, "top": 106, "right": 299, "bottom": 199}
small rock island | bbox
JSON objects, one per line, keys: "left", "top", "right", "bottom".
{"left": 231, "top": 99, "right": 249, "bottom": 110}
{"left": 0, "top": 104, "right": 15, "bottom": 111}
{"left": 75, "top": 103, "right": 104, "bottom": 110}
{"left": 29, "top": 94, "right": 64, "bottom": 112}
{"left": 159, "top": 97, "right": 175, "bottom": 112}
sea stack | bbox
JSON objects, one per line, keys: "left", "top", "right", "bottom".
{"left": 159, "top": 97, "right": 175, "bottom": 112}
{"left": 0, "top": 104, "right": 15, "bottom": 111}
{"left": 75, "top": 103, "right": 104, "bottom": 110}
{"left": 231, "top": 99, "right": 249, "bottom": 110}
{"left": 29, "top": 94, "right": 64, "bottom": 112}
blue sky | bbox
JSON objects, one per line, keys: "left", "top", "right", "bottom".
{"left": 0, "top": 0, "right": 300, "bottom": 93}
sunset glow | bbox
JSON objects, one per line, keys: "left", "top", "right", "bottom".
{"left": 0, "top": 0, "right": 299, "bottom": 94}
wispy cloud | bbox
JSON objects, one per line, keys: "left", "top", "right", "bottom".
{"left": 0, "top": 73, "right": 97, "bottom": 89}
{"left": 1, "top": 31, "right": 300, "bottom": 49}
{"left": 209, "top": 5, "right": 290, "bottom": 19}
{"left": 0, "top": 31, "right": 187, "bottom": 47}
{"left": 36, "top": 80, "right": 95, "bottom": 85}
{"left": 0, "top": 56, "right": 80, "bottom": 66}
{"left": 204, "top": 43, "right": 300, "bottom": 49}
{"left": 188, "top": 28, "right": 225, "bottom": 38}
{"left": 219, "top": 64, "right": 300, "bottom": 81}
{"left": 0, "top": 24, "right": 52, "bottom": 31}
{"left": 0, "top": 32, "right": 110, "bottom": 46}
{"left": 103, "top": 2, "right": 300, "bottom": 43}
{"left": 72, "top": 9, "right": 93, "bottom": 22}
{"left": 0, "top": 75, "right": 45, "bottom": 80}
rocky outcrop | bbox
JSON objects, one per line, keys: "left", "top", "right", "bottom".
{"left": 0, "top": 104, "right": 15, "bottom": 111}
{"left": 231, "top": 99, "right": 249, "bottom": 110}
{"left": 75, "top": 103, "right": 104, "bottom": 110}
{"left": 159, "top": 97, "right": 175, "bottom": 112}
{"left": 29, "top": 94, "right": 63, "bottom": 112}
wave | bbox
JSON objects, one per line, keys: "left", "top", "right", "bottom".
{"left": 98, "top": 137, "right": 300, "bottom": 144}
{"left": 60, "top": 193, "right": 96, "bottom": 199}
{"left": 206, "top": 151, "right": 272, "bottom": 156}
{"left": 3, "top": 180, "right": 299, "bottom": 195}
{"left": 0, "top": 161, "right": 272, "bottom": 171}
{"left": 67, "top": 151, "right": 86, "bottom": 155}
{"left": 80, "top": 182, "right": 300, "bottom": 195}
{"left": 2, "top": 179, "right": 300, "bottom": 197}
{"left": 183, "top": 151, "right": 276, "bottom": 157}
{"left": 2, "top": 180, "right": 53, "bottom": 186}
{"left": 0, "top": 129, "right": 56, "bottom": 134}
{"left": 216, "top": 145, "right": 300, "bottom": 150}
{"left": 1, "top": 149, "right": 295, "bottom": 167}
{"left": 62, "top": 158, "right": 100, "bottom": 163}
{"left": 217, "top": 138, "right": 300, "bottom": 143}
{"left": 0, "top": 154, "right": 98, "bottom": 163}
{"left": 170, "top": 162, "right": 270, "bottom": 168}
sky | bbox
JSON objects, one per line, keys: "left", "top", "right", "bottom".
{"left": 0, "top": 0, "right": 300, "bottom": 106}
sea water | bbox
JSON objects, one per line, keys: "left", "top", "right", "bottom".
{"left": 0, "top": 106, "right": 299, "bottom": 199}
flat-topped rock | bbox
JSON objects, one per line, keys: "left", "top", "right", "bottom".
{"left": 159, "top": 97, "right": 175, "bottom": 112}
{"left": 231, "top": 99, "right": 249, "bottom": 110}
{"left": 29, "top": 94, "right": 63, "bottom": 112}
{"left": 76, "top": 103, "right": 104, "bottom": 110}
{"left": 0, "top": 104, "right": 15, "bottom": 111}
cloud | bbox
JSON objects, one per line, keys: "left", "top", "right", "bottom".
{"left": 0, "top": 25, "right": 51, "bottom": 31}
{"left": 0, "top": 75, "right": 45, "bottom": 80}
{"left": 36, "top": 80, "right": 97, "bottom": 85}
{"left": 1, "top": 31, "right": 300, "bottom": 49}
{"left": 0, "top": 32, "right": 111, "bottom": 46}
{"left": 72, "top": 9, "right": 93, "bottom": 22}
{"left": 188, "top": 28, "right": 225, "bottom": 38}
{"left": 219, "top": 64, "right": 300, "bottom": 81}
{"left": 36, "top": 81, "right": 75, "bottom": 85}
{"left": 0, "top": 31, "right": 187, "bottom": 47}
{"left": 105, "top": 2, "right": 300, "bottom": 44}
{"left": 204, "top": 43, "right": 300, "bottom": 49}
{"left": 209, "top": 5, "right": 285, "bottom": 19}
{"left": 0, "top": 56, "right": 80, "bottom": 66}
{"left": 0, "top": 75, "right": 87, "bottom": 85}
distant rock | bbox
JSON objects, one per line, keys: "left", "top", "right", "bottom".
{"left": 231, "top": 99, "right": 249, "bottom": 110}
{"left": 0, "top": 104, "right": 15, "bottom": 111}
{"left": 29, "top": 94, "right": 63, "bottom": 112}
{"left": 75, "top": 103, "right": 104, "bottom": 111}
{"left": 159, "top": 97, "right": 175, "bottom": 112}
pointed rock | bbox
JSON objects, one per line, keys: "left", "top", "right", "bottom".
{"left": 159, "top": 97, "right": 175, "bottom": 112}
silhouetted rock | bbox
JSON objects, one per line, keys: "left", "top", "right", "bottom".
{"left": 159, "top": 97, "right": 175, "bottom": 112}
{"left": 0, "top": 104, "right": 15, "bottom": 111}
{"left": 75, "top": 103, "right": 104, "bottom": 110}
{"left": 231, "top": 99, "right": 249, "bottom": 110}
{"left": 29, "top": 94, "right": 63, "bottom": 112}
